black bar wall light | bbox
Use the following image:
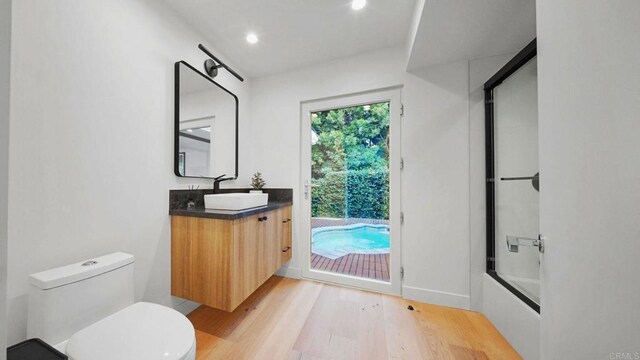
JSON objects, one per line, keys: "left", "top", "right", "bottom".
{"left": 198, "top": 44, "right": 245, "bottom": 82}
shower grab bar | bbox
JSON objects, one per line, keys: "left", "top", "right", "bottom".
{"left": 500, "top": 175, "right": 539, "bottom": 181}
{"left": 506, "top": 235, "right": 545, "bottom": 254}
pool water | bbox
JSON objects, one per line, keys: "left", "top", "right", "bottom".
{"left": 312, "top": 224, "right": 390, "bottom": 259}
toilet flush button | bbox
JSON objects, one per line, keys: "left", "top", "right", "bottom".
{"left": 82, "top": 260, "right": 98, "bottom": 266}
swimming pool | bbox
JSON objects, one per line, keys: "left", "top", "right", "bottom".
{"left": 312, "top": 224, "right": 390, "bottom": 260}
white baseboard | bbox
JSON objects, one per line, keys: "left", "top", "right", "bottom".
{"left": 402, "top": 285, "right": 470, "bottom": 310}
{"left": 173, "top": 299, "right": 200, "bottom": 315}
{"left": 275, "top": 265, "right": 301, "bottom": 279}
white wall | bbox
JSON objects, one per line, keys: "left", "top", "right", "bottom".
{"left": 468, "top": 53, "right": 515, "bottom": 311}
{"left": 0, "top": 0, "right": 10, "bottom": 356}
{"left": 250, "top": 46, "right": 475, "bottom": 309}
{"left": 402, "top": 62, "right": 471, "bottom": 308}
{"left": 537, "top": 0, "right": 640, "bottom": 358}
{"left": 6, "top": 0, "right": 251, "bottom": 345}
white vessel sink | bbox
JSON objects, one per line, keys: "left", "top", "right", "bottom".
{"left": 204, "top": 193, "right": 269, "bottom": 210}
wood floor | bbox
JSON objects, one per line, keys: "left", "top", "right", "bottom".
{"left": 311, "top": 253, "right": 390, "bottom": 281}
{"left": 187, "top": 276, "right": 520, "bottom": 360}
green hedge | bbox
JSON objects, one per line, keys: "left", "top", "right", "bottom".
{"left": 311, "top": 169, "right": 389, "bottom": 220}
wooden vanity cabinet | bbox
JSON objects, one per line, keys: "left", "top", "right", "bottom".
{"left": 171, "top": 205, "right": 292, "bottom": 312}
{"left": 279, "top": 206, "right": 293, "bottom": 265}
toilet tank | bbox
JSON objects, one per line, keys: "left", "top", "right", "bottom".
{"left": 27, "top": 252, "right": 135, "bottom": 346}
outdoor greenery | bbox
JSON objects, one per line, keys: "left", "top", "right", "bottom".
{"left": 311, "top": 102, "right": 389, "bottom": 220}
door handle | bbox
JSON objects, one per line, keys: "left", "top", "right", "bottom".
{"left": 506, "top": 234, "right": 545, "bottom": 253}
{"left": 303, "top": 180, "right": 319, "bottom": 200}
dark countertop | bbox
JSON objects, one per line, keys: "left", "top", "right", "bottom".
{"left": 169, "top": 201, "right": 292, "bottom": 220}
{"left": 169, "top": 188, "right": 293, "bottom": 220}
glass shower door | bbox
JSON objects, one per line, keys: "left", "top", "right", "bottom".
{"left": 486, "top": 48, "right": 541, "bottom": 311}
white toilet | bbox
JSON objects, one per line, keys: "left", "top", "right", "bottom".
{"left": 27, "top": 252, "right": 196, "bottom": 360}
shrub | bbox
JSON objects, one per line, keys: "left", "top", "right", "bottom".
{"left": 312, "top": 169, "right": 389, "bottom": 220}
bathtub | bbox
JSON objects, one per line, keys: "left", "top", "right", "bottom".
{"left": 500, "top": 274, "right": 540, "bottom": 305}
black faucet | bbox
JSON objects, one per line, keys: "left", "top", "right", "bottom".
{"left": 213, "top": 174, "right": 234, "bottom": 194}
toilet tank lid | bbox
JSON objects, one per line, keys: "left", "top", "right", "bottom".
{"left": 29, "top": 252, "right": 134, "bottom": 290}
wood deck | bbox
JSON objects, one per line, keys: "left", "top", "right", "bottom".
{"left": 311, "top": 253, "right": 390, "bottom": 282}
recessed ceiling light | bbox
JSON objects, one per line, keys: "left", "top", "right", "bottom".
{"left": 351, "top": 0, "right": 366, "bottom": 10}
{"left": 246, "top": 33, "right": 258, "bottom": 44}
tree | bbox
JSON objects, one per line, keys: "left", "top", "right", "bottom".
{"left": 311, "top": 102, "right": 389, "bottom": 176}
{"left": 311, "top": 102, "right": 390, "bottom": 219}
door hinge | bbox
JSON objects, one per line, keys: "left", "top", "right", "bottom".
{"left": 538, "top": 234, "right": 546, "bottom": 254}
{"left": 400, "top": 212, "right": 405, "bottom": 225}
{"left": 400, "top": 266, "right": 404, "bottom": 280}
{"left": 400, "top": 103, "right": 404, "bottom": 116}
{"left": 400, "top": 158, "right": 405, "bottom": 170}
{"left": 487, "top": 178, "right": 495, "bottom": 183}
{"left": 485, "top": 98, "right": 493, "bottom": 105}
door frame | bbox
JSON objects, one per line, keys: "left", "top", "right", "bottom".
{"left": 299, "top": 87, "right": 402, "bottom": 295}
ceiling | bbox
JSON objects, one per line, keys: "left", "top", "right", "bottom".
{"left": 407, "top": 0, "right": 537, "bottom": 71}
{"left": 163, "top": 0, "right": 417, "bottom": 78}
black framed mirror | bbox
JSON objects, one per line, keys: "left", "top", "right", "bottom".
{"left": 174, "top": 61, "right": 238, "bottom": 179}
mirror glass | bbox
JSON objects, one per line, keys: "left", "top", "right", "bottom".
{"left": 175, "top": 61, "right": 238, "bottom": 178}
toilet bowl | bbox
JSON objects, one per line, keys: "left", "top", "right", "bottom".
{"left": 65, "top": 302, "right": 195, "bottom": 360}
{"left": 27, "top": 252, "right": 196, "bottom": 360}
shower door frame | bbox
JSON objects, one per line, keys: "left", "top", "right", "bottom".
{"left": 484, "top": 39, "right": 540, "bottom": 313}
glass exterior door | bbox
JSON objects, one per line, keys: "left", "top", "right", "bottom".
{"left": 299, "top": 89, "right": 402, "bottom": 295}
{"left": 309, "top": 102, "right": 391, "bottom": 282}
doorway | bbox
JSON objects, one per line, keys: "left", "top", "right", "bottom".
{"left": 300, "top": 88, "right": 402, "bottom": 295}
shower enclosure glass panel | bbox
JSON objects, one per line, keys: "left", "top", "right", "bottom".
{"left": 493, "top": 57, "right": 540, "bottom": 305}
{"left": 485, "top": 39, "right": 540, "bottom": 312}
